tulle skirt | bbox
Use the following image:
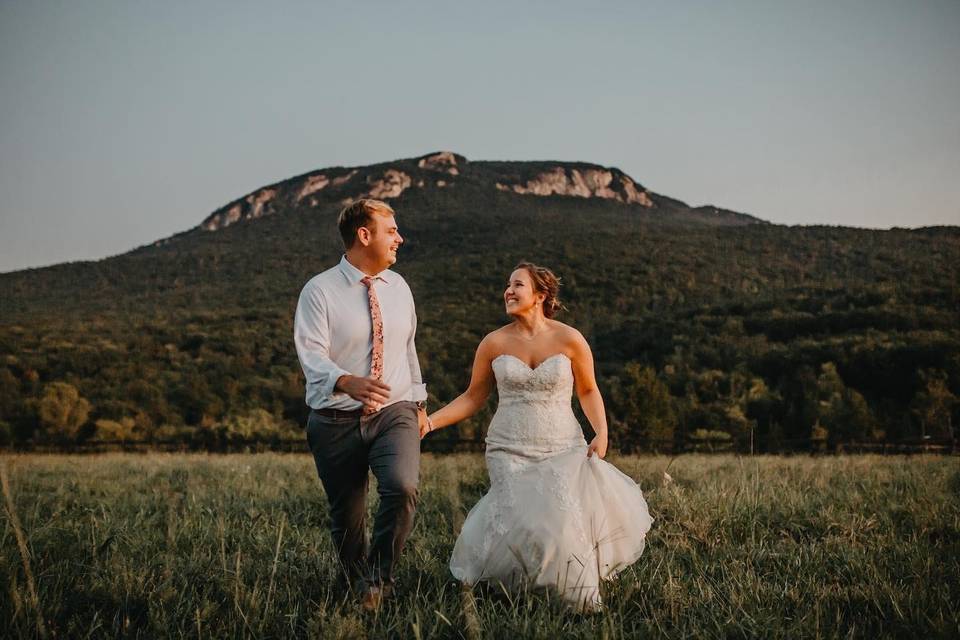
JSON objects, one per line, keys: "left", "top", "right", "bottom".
{"left": 450, "top": 445, "right": 653, "bottom": 609}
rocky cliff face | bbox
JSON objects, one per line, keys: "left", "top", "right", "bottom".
{"left": 417, "top": 151, "right": 460, "bottom": 175}
{"left": 198, "top": 151, "right": 758, "bottom": 232}
{"left": 495, "top": 167, "right": 652, "bottom": 206}
{"left": 201, "top": 188, "right": 278, "bottom": 231}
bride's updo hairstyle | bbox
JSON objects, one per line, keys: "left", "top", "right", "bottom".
{"left": 514, "top": 261, "right": 565, "bottom": 319}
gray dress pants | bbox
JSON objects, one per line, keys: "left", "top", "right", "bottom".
{"left": 306, "top": 400, "right": 420, "bottom": 589}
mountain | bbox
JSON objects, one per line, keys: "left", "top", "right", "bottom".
{"left": 194, "top": 151, "right": 764, "bottom": 234}
{"left": 1, "top": 152, "right": 957, "bottom": 452}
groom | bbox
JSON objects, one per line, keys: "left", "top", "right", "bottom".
{"left": 294, "top": 198, "right": 429, "bottom": 609}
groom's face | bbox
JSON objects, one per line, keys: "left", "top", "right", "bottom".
{"left": 364, "top": 213, "right": 403, "bottom": 268}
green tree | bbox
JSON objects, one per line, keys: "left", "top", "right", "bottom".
{"left": 608, "top": 363, "right": 677, "bottom": 452}
{"left": 816, "top": 362, "right": 875, "bottom": 446}
{"left": 94, "top": 417, "right": 137, "bottom": 441}
{"left": 0, "top": 368, "right": 20, "bottom": 419}
{"left": 911, "top": 369, "right": 957, "bottom": 442}
{"left": 221, "top": 409, "right": 289, "bottom": 440}
{"left": 38, "top": 382, "right": 91, "bottom": 442}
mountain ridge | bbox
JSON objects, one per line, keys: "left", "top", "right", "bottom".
{"left": 194, "top": 150, "right": 766, "bottom": 235}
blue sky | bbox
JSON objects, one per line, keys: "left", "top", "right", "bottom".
{"left": 1, "top": 0, "right": 958, "bottom": 273}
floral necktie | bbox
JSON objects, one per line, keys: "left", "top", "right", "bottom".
{"left": 360, "top": 276, "right": 384, "bottom": 414}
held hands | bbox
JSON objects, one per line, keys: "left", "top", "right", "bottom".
{"left": 336, "top": 375, "right": 391, "bottom": 412}
{"left": 586, "top": 431, "right": 608, "bottom": 459}
{"left": 417, "top": 409, "right": 432, "bottom": 439}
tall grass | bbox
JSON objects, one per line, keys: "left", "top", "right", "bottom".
{"left": 1, "top": 453, "right": 958, "bottom": 638}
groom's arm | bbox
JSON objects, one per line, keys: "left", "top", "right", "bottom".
{"left": 405, "top": 288, "right": 428, "bottom": 403}
{"left": 293, "top": 284, "right": 352, "bottom": 403}
{"left": 406, "top": 292, "right": 429, "bottom": 432}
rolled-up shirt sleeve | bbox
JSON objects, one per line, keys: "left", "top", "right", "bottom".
{"left": 294, "top": 284, "right": 351, "bottom": 404}
{"left": 406, "top": 293, "right": 428, "bottom": 403}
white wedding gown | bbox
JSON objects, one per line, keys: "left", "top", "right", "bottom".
{"left": 449, "top": 353, "right": 653, "bottom": 609}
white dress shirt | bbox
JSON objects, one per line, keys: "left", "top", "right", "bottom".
{"left": 294, "top": 255, "right": 427, "bottom": 411}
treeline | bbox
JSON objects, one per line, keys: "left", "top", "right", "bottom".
{"left": 1, "top": 187, "right": 958, "bottom": 452}
{"left": 2, "top": 287, "right": 956, "bottom": 453}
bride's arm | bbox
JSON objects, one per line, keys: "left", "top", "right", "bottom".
{"left": 425, "top": 336, "right": 496, "bottom": 434}
{"left": 569, "top": 331, "right": 609, "bottom": 458}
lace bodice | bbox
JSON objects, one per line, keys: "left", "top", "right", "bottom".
{"left": 493, "top": 353, "right": 575, "bottom": 405}
{"left": 486, "top": 353, "right": 584, "bottom": 449}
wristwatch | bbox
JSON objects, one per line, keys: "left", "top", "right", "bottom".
{"left": 415, "top": 400, "right": 426, "bottom": 411}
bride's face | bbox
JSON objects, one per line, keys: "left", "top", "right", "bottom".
{"left": 504, "top": 269, "right": 544, "bottom": 317}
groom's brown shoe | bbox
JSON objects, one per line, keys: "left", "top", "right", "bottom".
{"left": 359, "top": 584, "right": 393, "bottom": 612}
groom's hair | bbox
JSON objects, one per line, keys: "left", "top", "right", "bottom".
{"left": 338, "top": 199, "right": 396, "bottom": 249}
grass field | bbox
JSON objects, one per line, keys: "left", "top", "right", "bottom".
{"left": 1, "top": 453, "right": 958, "bottom": 639}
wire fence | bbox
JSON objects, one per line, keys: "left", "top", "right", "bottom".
{"left": 2, "top": 437, "right": 955, "bottom": 455}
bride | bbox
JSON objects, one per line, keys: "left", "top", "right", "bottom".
{"left": 422, "top": 262, "right": 653, "bottom": 610}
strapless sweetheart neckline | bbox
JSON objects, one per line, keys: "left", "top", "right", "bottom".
{"left": 492, "top": 352, "right": 569, "bottom": 371}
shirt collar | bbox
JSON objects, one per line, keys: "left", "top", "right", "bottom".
{"left": 338, "top": 255, "right": 392, "bottom": 286}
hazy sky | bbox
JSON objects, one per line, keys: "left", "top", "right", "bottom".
{"left": 1, "top": 1, "right": 958, "bottom": 273}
